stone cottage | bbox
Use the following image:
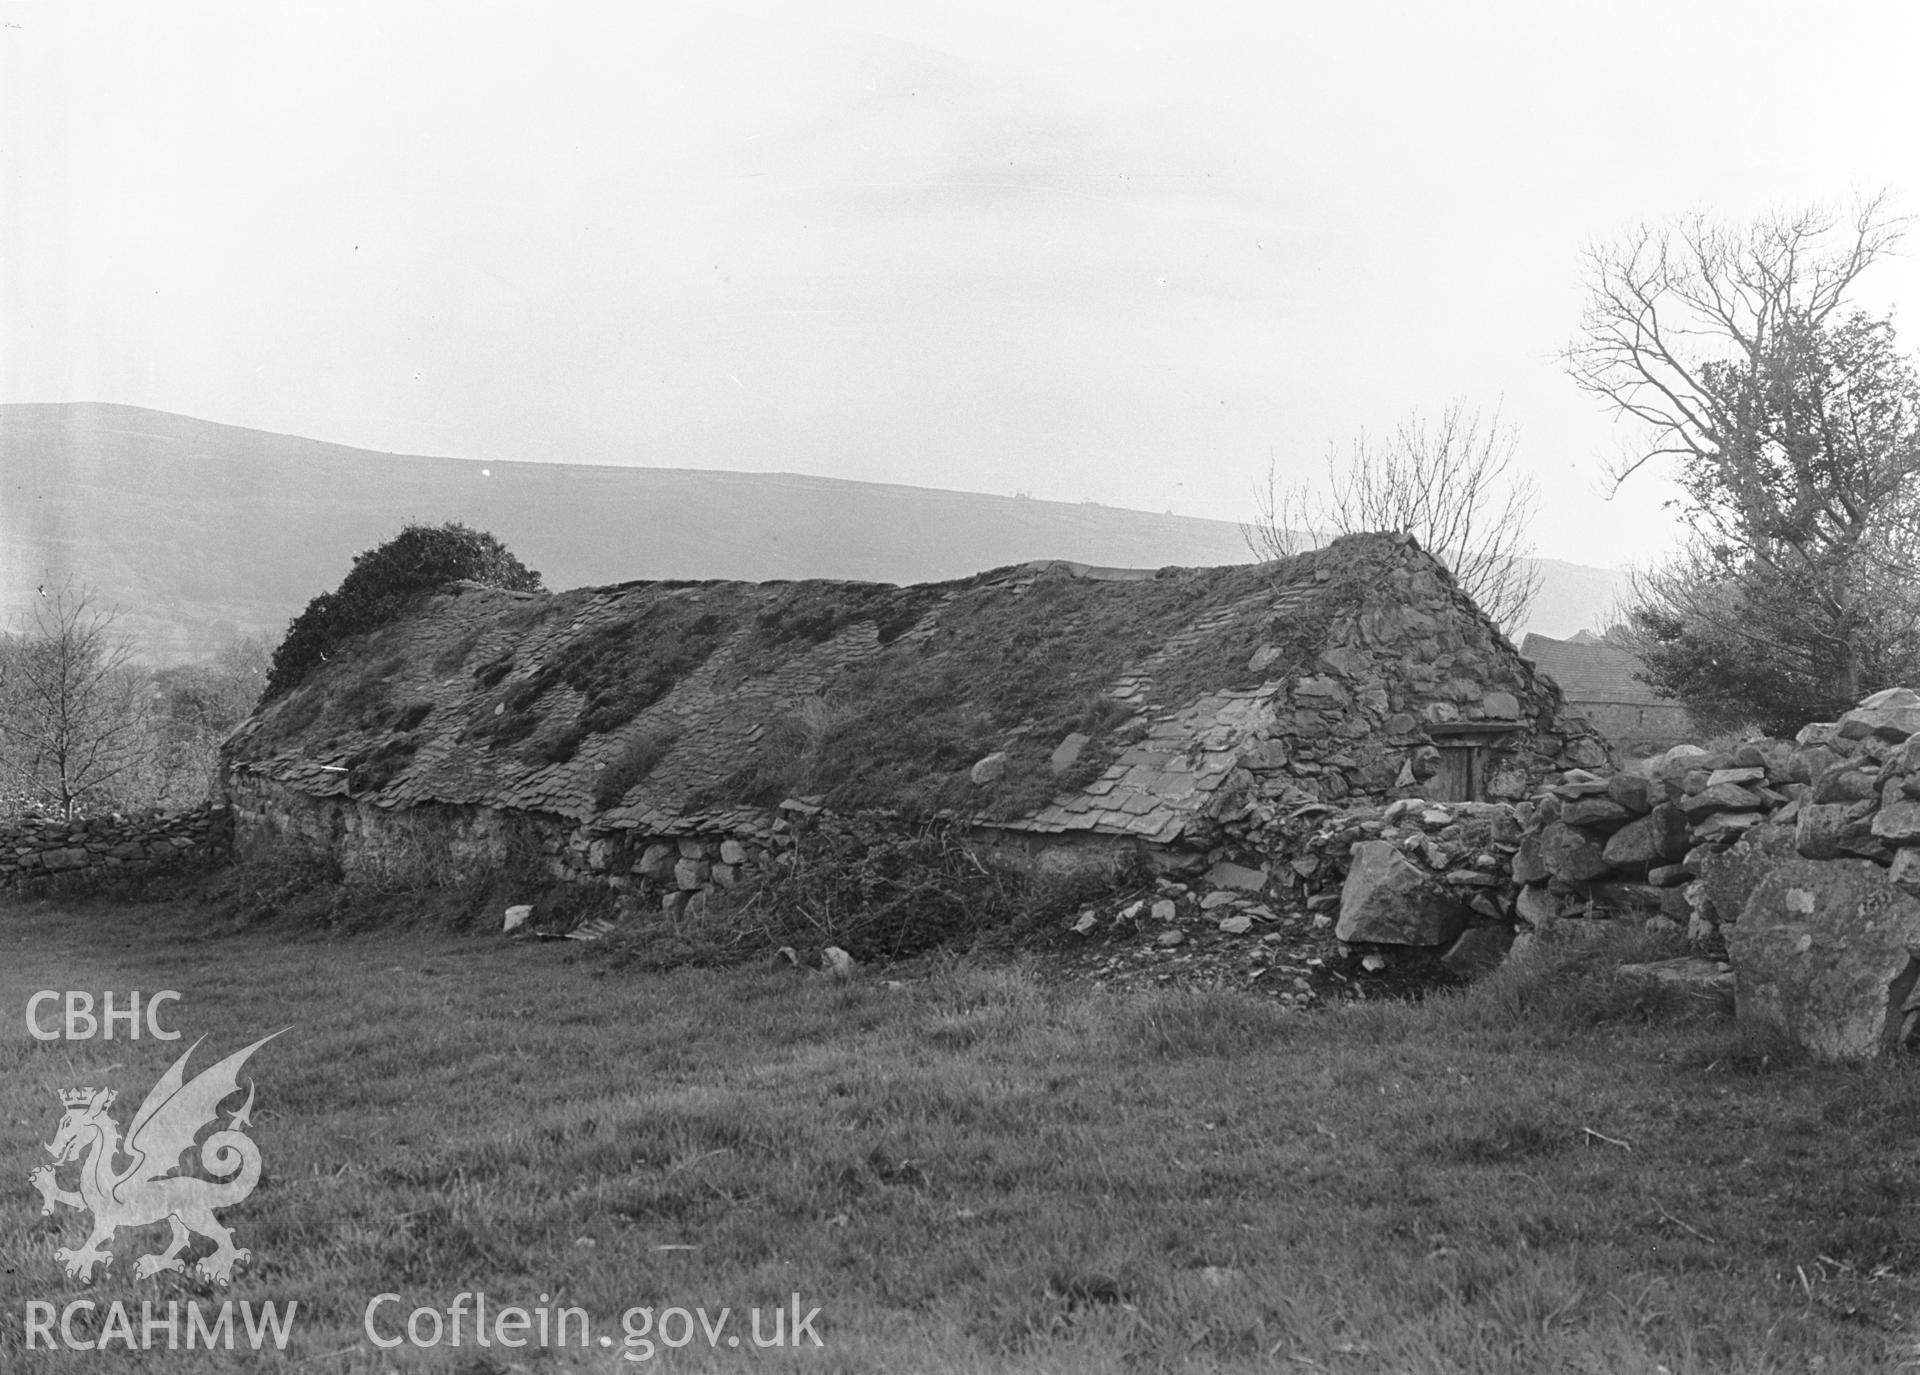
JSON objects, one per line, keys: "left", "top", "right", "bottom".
{"left": 222, "top": 532, "right": 1609, "bottom": 906}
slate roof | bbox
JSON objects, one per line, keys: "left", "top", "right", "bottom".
{"left": 226, "top": 534, "right": 1597, "bottom": 840}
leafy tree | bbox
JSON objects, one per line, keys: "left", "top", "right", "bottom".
{"left": 264, "top": 523, "right": 543, "bottom": 701}
{"left": 1621, "top": 545, "right": 1920, "bottom": 737}
{"left": 1569, "top": 195, "right": 1920, "bottom": 723}
{"left": 1245, "top": 401, "right": 1541, "bottom": 632}
{"left": 0, "top": 581, "right": 152, "bottom": 818}
{"left": 145, "top": 634, "right": 275, "bottom": 801}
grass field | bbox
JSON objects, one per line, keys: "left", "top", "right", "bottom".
{"left": 3, "top": 889, "right": 1919, "bottom": 1373}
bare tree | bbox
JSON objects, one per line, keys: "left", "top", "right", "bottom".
{"left": 1245, "top": 401, "right": 1542, "bottom": 631}
{"left": 0, "top": 581, "right": 152, "bottom": 817}
{"left": 1567, "top": 193, "right": 1920, "bottom": 708}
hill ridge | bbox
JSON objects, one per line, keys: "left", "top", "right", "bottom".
{"left": 1, "top": 402, "right": 1626, "bottom": 659}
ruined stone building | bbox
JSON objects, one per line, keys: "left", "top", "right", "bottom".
{"left": 223, "top": 533, "right": 1609, "bottom": 904}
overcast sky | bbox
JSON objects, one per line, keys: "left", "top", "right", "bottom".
{"left": 4, "top": 0, "right": 1917, "bottom": 569}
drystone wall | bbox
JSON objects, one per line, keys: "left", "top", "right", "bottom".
{"left": 0, "top": 805, "right": 228, "bottom": 889}
{"left": 1249, "top": 686, "right": 1920, "bottom": 1059}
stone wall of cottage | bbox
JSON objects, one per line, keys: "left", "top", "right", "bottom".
{"left": 226, "top": 770, "right": 793, "bottom": 920}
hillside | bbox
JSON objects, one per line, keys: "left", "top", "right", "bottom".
{"left": 0, "top": 402, "right": 1627, "bottom": 658}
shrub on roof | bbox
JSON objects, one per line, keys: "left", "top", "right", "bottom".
{"left": 264, "top": 522, "right": 543, "bottom": 701}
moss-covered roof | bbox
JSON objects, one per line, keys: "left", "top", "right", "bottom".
{"left": 224, "top": 534, "right": 1594, "bottom": 838}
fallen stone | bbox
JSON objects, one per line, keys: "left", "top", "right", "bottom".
{"left": 1691, "top": 811, "right": 1764, "bottom": 844}
{"left": 1680, "top": 783, "right": 1768, "bottom": 818}
{"left": 1554, "top": 769, "right": 1613, "bottom": 797}
{"left": 823, "top": 946, "right": 858, "bottom": 977}
{"left": 1653, "top": 743, "right": 1710, "bottom": 778}
{"left": 1781, "top": 743, "right": 1838, "bottom": 785}
{"left": 1151, "top": 898, "right": 1177, "bottom": 923}
{"left": 1205, "top": 860, "right": 1268, "bottom": 892}
{"left": 1872, "top": 800, "right": 1920, "bottom": 844}
{"left": 1049, "top": 733, "right": 1091, "bottom": 773}
{"left": 1157, "top": 928, "right": 1186, "bottom": 948}
{"left": 1511, "top": 832, "right": 1550, "bottom": 884}
{"left": 1839, "top": 689, "right": 1920, "bottom": 743}
{"left": 1441, "top": 924, "right": 1514, "bottom": 979}
{"left": 1562, "top": 797, "right": 1636, "bottom": 831}
{"left": 970, "top": 752, "right": 1009, "bottom": 785}
{"left": 1797, "top": 802, "right": 1870, "bottom": 859}
{"left": 1726, "top": 857, "right": 1920, "bottom": 1057}
{"left": 1692, "top": 824, "right": 1794, "bottom": 924}
{"left": 1201, "top": 890, "right": 1238, "bottom": 910}
{"left": 1537, "top": 821, "right": 1614, "bottom": 883}
{"left": 1687, "top": 907, "right": 1718, "bottom": 947}
{"left": 1587, "top": 881, "right": 1664, "bottom": 918}
{"left": 1218, "top": 914, "right": 1254, "bottom": 935}
{"left": 1514, "top": 882, "right": 1561, "bottom": 926}
{"left": 1811, "top": 763, "right": 1879, "bottom": 804}
{"left": 503, "top": 903, "right": 533, "bottom": 933}
{"left": 1568, "top": 737, "right": 1612, "bottom": 770}
{"left": 1335, "top": 840, "right": 1470, "bottom": 946}
{"left": 1605, "top": 773, "right": 1655, "bottom": 815}
{"left": 1603, "top": 803, "right": 1691, "bottom": 868}
{"left": 1861, "top": 686, "right": 1920, "bottom": 710}
{"left": 1616, "top": 957, "right": 1736, "bottom": 1012}
{"left": 1892, "top": 848, "right": 1920, "bottom": 898}
{"left": 1706, "top": 766, "right": 1766, "bottom": 787}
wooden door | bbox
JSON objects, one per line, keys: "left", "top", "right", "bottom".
{"left": 1433, "top": 747, "right": 1476, "bottom": 802}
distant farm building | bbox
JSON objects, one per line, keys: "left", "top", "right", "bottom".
{"left": 1519, "top": 632, "right": 1695, "bottom": 759}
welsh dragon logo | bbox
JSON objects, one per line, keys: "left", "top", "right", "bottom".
{"left": 29, "top": 1032, "right": 283, "bottom": 1285}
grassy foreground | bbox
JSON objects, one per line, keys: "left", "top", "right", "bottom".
{"left": 3, "top": 892, "right": 1918, "bottom": 1373}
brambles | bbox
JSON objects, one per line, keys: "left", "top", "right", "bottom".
{"left": 265, "top": 523, "right": 542, "bottom": 701}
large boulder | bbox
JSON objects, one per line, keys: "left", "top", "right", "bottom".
{"left": 1536, "top": 820, "right": 1614, "bottom": 883}
{"left": 1838, "top": 687, "right": 1920, "bottom": 743}
{"left": 1335, "top": 841, "right": 1471, "bottom": 946}
{"left": 1602, "top": 803, "right": 1691, "bottom": 868}
{"left": 1796, "top": 802, "right": 1887, "bottom": 861}
{"left": 1695, "top": 823, "right": 1795, "bottom": 926}
{"left": 1725, "top": 857, "right": 1920, "bottom": 1058}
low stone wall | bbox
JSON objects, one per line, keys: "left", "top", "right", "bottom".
{"left": 1344, "top": 686, "right": 1920, "bottom": 1058}
{"left": 0, "top": 805, "right": 229, "bottom": 889}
